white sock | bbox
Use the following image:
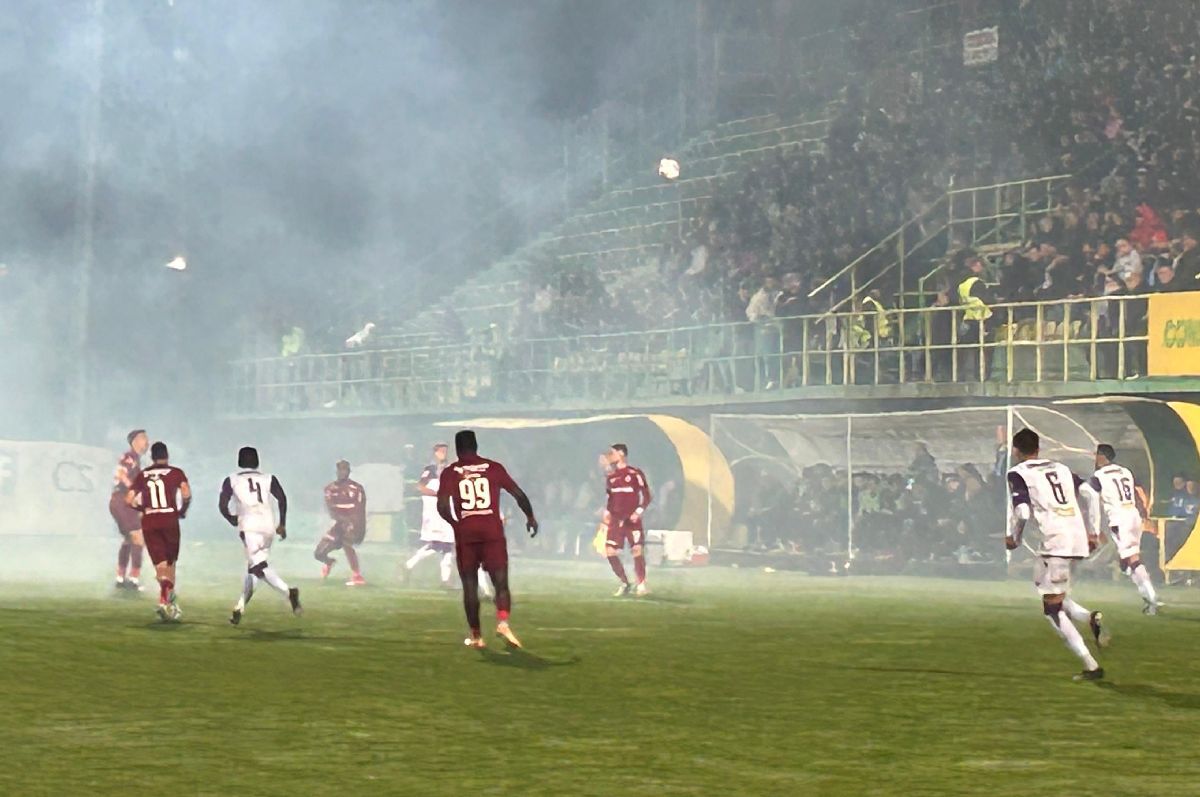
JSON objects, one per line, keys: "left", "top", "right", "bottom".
{"left": 235, "top": 573, "right": 255, "bottom": 611}
{"left": 1046, "top": 612, "right": 1099, "bottom": 671}
{"left": 1130, "top": 563, "right": 1158, "bottom": 605}
{"left": 439, "top": 552, "right": 454, "bottom": 584}
{"left": 1062, "top": 598, "right": 1091, "bottom": 624}
{"left": 259, "top": 565, "right": 290, "bottom": 596}
{"left": 406, "top": 545, "right": 437, "bottom": 571}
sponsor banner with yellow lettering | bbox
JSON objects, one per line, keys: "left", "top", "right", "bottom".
{"left": 1148, "top": 291, "right": 1200, "bottom": 377}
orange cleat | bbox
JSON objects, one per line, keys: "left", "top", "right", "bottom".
{"left": 464, "top": 636, "right": 487, "bottom": 649}
{"left": 320, "top": 562, "right": 335, "bottom": 580}
{"left": 496, "top": 621, "right": 522, "bottom": 649}
{"left": 345, "top": 573, "right": 366, "bottom": 587}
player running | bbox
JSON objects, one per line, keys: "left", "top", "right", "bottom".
{"left": 436, "top": 430, "right": 538, "bottom": 649}
{"left": 110, "top": 429, "right": 149, "bottom": 591}
{"left": 126, "top": 442, "right": 191, "bottom": 621}
{"left": 602, "top": 443, "right": 652, "bottom": 597}
{"left": 219, "top": 447, "right": 302, "bottom": 625}
{"left": 1090, "top": 443, "right": 1160, "bottom": 614}
{"left": 314, "top": 459, "right": 367, "bottom": 586}
{"left": 404, "top": 443, "right": 458, "bottom": 588}
{"left": 1006, "top": 429, "right": 1107, "bottom": 681}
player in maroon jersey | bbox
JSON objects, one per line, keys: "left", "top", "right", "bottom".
{"left": 314, "top": 459, "right": 368, "bottom": 586}
{"left": 436, "top": 430, "right": 538, "bottom": 649}
{"left": 126, "top": 442, "right": 191, "bottom": 621}
{"left": 603, "top": 443, "right": 653, "bottom": 597}
{"left": 109, "top": 429, "right": 149, "bottom": 590}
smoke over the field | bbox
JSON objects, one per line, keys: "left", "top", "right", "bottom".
{"left": 0, "top": 0, "right": 682, "bottom": 447}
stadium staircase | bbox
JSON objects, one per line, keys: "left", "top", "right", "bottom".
{"left": 379, "top": 112, "right": 831, "bottom": 346}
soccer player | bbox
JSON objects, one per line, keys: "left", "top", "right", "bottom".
{"left": 436, "top": 430, "right": 538, "bottom": 649}
{"left": 126, "top": 442, "right": 191, "bottom": 621}
{"left": 110, "top": 429, "right": 149, "bottom": 590}
{"left": 1006, "top": 428, "right": 1107, "bottom": 681}
{"left": 314, "top": 459, "right": 368, "bottom": 586}
{"left": 602, "top": 443, "right": 652, "bottom": 597}
{"left": 219, "top": 446, "right": 302, "bottom": 625}
{"left": 1090, "top": 443, "right": 1160, "bottom": 614}
{"left": 404, "top": 443, "right": 457, "bottom": 587}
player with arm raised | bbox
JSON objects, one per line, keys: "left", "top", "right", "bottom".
{"left": 1006, "top": 429, "right": 1107, "bottom": 681}
{"left": 436, "top": 430, "right": 538, "bottom": 649}
{"left": 219, "top": 446, "right": 302, "bottom": 625}
{"left": 1091, "top": 444, "right": 1160, "bottom": 614}
{"left": 603, "top": 444, "right": 653, "bottom": 597}
{"left": 314, "top": 459, "right": 368, "bottom": 587}
{"left": 109, "top": 429, "right": 149, "bottom": 590}
{"left": 127, "top": 441, "right": 191, "bottom": 621}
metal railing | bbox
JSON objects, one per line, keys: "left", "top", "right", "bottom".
{"left": 226, "top": 294, "right": 1156, "bottom": 416}
{"left": 808, "top": 174, "right": 1072, "bottom": 315}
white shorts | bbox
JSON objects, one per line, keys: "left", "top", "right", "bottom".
{"left": 420, "top": 517, "right": 454, "bottom": 545}
{"left": 1033, "top": 556, "right": 1076, "bottom": 596}
{"left": 242, "top": 531, "right": 275, "bottom": 568}
{"left": 1108, "top": 521, "right": 1143, "bottom": 560}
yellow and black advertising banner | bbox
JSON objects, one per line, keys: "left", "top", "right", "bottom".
{"left": 1148, "top": 291, "right": 1200, "bottom": 377}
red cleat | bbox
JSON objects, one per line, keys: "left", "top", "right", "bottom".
{"left": 345, "top": 573, "right": 366, "bottom": 587}
{"left": 320, "top": 562, "right": 335, "bottom": 580}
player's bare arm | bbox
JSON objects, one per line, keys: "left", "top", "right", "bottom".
{"left": 1006, "top": 471, "right": 1028, "bottom": 550}
{"left": 179, "top": 480, "right": 192, "bottom": 519}
{"left": 505, "top": 483, "right": 539, "bottom": 537}
{"left": 270, "top": 476, "right": 288, "bottom": 538}
{"left": 218, "top": 477, "right": 239, "bottom": 527}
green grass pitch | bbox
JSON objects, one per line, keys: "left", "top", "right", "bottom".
{"left": 4, "top": 548, "right": 1200, "bottom": 796}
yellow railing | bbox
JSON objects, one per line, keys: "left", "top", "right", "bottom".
{"left": 226, "top": 294, "right": 1156, "bottom": 416}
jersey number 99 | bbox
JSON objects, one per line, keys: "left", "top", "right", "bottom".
{"left": 459, "top": 477, "right": 492, "bottom": 511}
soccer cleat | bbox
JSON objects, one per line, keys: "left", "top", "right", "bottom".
{"left": 1073, "top": 667, "right": 1105, "bottom": 682}
{"left": 1143, "top": 600, "right": 1161, "bottom": 616}
{"left": 1089, "top": 611, "right": 1111, "bottom": 648}
{"left": 345, "top": 573, "right": 367, "bottom": 587}
{"left": 230, "top": 609, "right": 242, "bottom": 626}
{"left": 114, "top": 577, "right": 127, "bottom": 590}
{"left": 613, "top": 582, "right": 633, "bottom": 598}
{"left": 634, "top": 582, "right": 650, "bottom": 597}
{"left": 169, "top": 602, "right": 183, "bottom": 622}
{"left": 289, "top": 587, "right": 303, "bottom": 616}
{"left": 127, "top": 578, "right": 144, "bottom": 592}
{"left": 320, "top": 562, "right": 335, "bottom": 579}
{"left": 496, "top": 621, "right": 522, "bottom": 649}
{"left": 463, "top": 636, "right": 487, "bottom": 649}
{"left": 156, "top": 604, "right": 171, "bottom": 622}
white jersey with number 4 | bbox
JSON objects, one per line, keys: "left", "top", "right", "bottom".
{"left": 1089, "top": 463, "right": 1140, "bottom": 532}
{"left": 228, "top": 469, "right": 278, "bottom": 535}
{"left": 1007, "top": 459, "right": 1091, "bottom": 558}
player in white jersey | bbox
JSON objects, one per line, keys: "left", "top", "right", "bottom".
{"left": 1090, "top": 444, "right": 1159, "bottom": 614}
{"left": 1006, "top": 428, "right": 1107, "bottom": 681}
{"left": 402, "top": 443, "right": 493, "bottom": 596}
{"left": 218, "top": 446, "right": 302, "bottom": 625}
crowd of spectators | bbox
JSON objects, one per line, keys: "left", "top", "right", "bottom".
{"left": 740, "top": 444, "right": 1007, "bottom": 569}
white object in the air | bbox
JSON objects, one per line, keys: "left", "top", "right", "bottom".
{"left": 657, "top": 157, "right": 681, "bottom": 181}
{"left": 345, "top": 322, "right": 376, "bottom": 349}
{"left": 165, "top": 256, "right": 187, "bottom": 271}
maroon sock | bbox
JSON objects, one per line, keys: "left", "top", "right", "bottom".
{"left": 344, "top": 546, "right": 361, "bottom": 575}
{"left": 607, "top": 555, "right": 628, "bottom": 584}
{"left": 633, "top": 554, "right": 646, "bottom": 584}
{"left": 159, "top": 579, "right": 173, "bottom": 603}
{"left": 117, "top": 543, "right": 131, "bottom": 576}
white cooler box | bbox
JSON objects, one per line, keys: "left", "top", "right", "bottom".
{"left": 645, "top": 530, "right": 694, "bottom": 566}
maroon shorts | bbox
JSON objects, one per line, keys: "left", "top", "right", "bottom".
{"left": 142, "top": 521, "right": 181, "bottom": 565}
{"left": 455, "top": 537, "right": 508, "bottom": 577}
{"left": 607, "top": 519, "right": 645, "bottom": 550}
{"left": 109, "top": 493, "right": 142, "bottom": 535}
{"left": 329, "top": 518, "right": 365, "bottom": 546}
